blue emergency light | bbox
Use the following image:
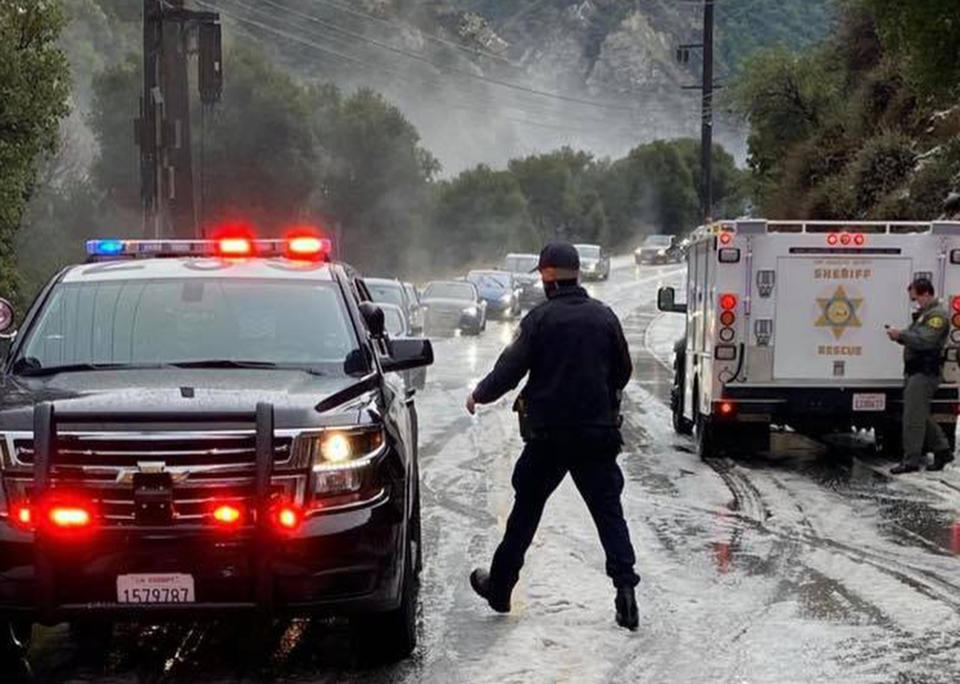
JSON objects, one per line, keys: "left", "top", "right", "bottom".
{"left": 87, "top": 239, "right": 126, "bottom": 255}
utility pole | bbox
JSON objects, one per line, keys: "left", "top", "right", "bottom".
{"left": 700, "top": 0, "right": 715, "bottom": 225}
{"left": 140, "top": 0, "right": 162, "bottom": 238}
{"left": 138, "top": 1, "right": 220, "bottom": 239}
{"left": 679, "top": 0, "right": 716, "bottom": 224}
{"left": 162, "top": 0, "right": 195, "bottom": 240}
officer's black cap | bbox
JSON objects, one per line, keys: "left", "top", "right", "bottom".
{"left": 536, "top": 242, "right": 580, "bottom": 272}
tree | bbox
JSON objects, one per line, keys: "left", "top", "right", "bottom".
{"left": 0, "top": 0, "right": 70, "bottom": 302}
{"left": 89, "top": 54, "right": 140, "bottom": 213}
{"left": 434, "top": 164, "right": 537, "bottom": 266}
{"left": 311, "top": 86, "right": 439, "bottom": 275}
{"left": 865, "top": 0, "right": 960, "bottom": 100}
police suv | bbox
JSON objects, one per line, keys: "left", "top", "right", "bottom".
{"left": 658, "top": 219, "right": 960, "bottom": 459}
{"left": 0, "top": 235, "right": 432, "bottom": 664}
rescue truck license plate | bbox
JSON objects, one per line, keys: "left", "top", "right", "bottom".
{"left": 117, "top": 574, "right": 195, "bottom": 603}
{"left": 853, "top": 393, "right": 886, "bottom": 412}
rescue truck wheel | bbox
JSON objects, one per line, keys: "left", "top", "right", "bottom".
{"left": 695, "top": 414, "right": 719, "bottom": 460}
{"left": 939, "top": 421, "right": 957, "bottom": 454}
{"left": 875, "top": 424, "right": 902, "bottom": 459}
{"left": 671, "top": 341, "right": 693, "bottom": 436}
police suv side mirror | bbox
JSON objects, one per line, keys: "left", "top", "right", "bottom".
{"left": 359, "top": 302, "right": 386, "bottom": 338}
{"left": 657, "top": 287, "right": 687, "bottom": 314}
{"left": 382, "top": 338, "right": 434, "bottom": 373}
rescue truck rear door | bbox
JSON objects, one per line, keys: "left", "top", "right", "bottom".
{"left": 773, "top": 255, "right": 911, "bottom": 382}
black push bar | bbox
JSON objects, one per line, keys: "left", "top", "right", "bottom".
{"left": 30, "top": 401, "right": 277, "bottom": 623}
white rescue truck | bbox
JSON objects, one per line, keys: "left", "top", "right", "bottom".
{"left": 658, "top": 219, "right": 960, "bottom": 459}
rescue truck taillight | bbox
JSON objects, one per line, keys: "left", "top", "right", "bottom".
{"left": 853, "top": 233, "right": 865, "bottom": 246}
{"left": 952, "top": 296, "right": 960, "bottom": 313}
{"left": 719, "top": 232, "right": 733, "bottom": 245}
{"left": 827, "top": 233, "right": 839, "bottom": 246}
{"left": 719, "top": 293, "right": 738, "bottom": 310}
{"left": 720, "top": 310, "right": 736, "bottom": 327}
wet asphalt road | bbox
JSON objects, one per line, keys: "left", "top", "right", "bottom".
{"left": 18, "top": 258, "right": 960, "bottom": 683}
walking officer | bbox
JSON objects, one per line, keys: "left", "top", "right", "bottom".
{"left": 464, "top": 242, "right": 640, "bottom": 630}
{"left": 885, "top": 276, "right": 955, "bottom": 474}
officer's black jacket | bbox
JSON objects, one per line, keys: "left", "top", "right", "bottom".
{"left": 472, "top": 284, "right": 632, "bottom": 431}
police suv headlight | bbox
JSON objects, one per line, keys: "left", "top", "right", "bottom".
{"left": 463, "top": 306, "right": 478, "bottom": 317}
{"left": 657, "top": 249, "right": 666, "bottom": 256}
{"left": 500, "top": 294, "right": 512, "bottom": 303}
{"left": 296, "top": 427, "right": 385, "bottom": 496}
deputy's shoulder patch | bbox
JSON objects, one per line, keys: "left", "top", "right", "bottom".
{"left": 927, "top": 315, "right": 946, "bottom": 329}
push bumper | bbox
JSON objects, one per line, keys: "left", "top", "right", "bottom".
{"left": 0, "top": 402, "right": 405, "bottom": 624}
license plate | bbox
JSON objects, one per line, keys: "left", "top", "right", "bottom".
{"left": 853, "top": 393, "right": 886, "bottom": 412}
{"left": 117, "top": 573, "right": 195, "bottom": 604}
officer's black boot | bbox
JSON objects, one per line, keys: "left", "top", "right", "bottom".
{"left": 890, "top": 462, "right": 921, "bottom": 475}
{"left": 615, "top": 586, "right": 638, "bottom": 631}
{"left": 929, "top": 449, "right": 955, "bottom": 472}
{"left": 469, "top": 568, "right": 510, "bottom": 613}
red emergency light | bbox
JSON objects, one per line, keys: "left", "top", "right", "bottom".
{"left": 11, "top": 504, "right": 33, "bottom": 529}
{"left": 272, "top": 503, "right": 302, "bottom": 533}
{"left": 217, "top": 237, "right": 254, "bottom": 257}
{"left": 48, "top": 505, "right": 92, "bottom": 530}
{"left": 212, "top": 504, "right": 243, "bottom": 527}
{"left": 285, "top": 233, "right": 332, "bottom": 261}
{"left": 853, "top": 233, "right": 865, "bottom": 246}
{"left": 719, "top": 232, "right": 733, "bottom": 245}
{"left": 826, "top": 233, "right": 839, "bottom": 246}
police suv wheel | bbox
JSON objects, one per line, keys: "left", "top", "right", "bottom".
{"left": 358, "top": 523, "right": 419, "bottom": 663}
{"left": 0, "top": 620, "right": 32, "bottom": 677}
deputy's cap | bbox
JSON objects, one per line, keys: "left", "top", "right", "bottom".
{"left": 536, "top": 242, "right": 580, "bottom": 272}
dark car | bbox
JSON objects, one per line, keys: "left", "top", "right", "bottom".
{"left": 573, "top": 244, "right": 610, "bottom": 281}
{"left": 421, "top": 280, "right": 486, "bottom": 336}
{"left": 501, "top": 253, "right": 545, "bottom": 309}
{"left": 0, "top": 237, "right": 433, "bottom": 666}
{"left": 634, "top": 234, "right": 678, "bottom": 265}
{"left": 466, "top": 270, "right": 521, "bottom": 319}
{"left": 365, "top": 277, "right": 422, "bottom": 336}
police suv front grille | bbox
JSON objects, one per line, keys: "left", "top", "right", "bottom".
{"left": 425, "top": 309, "right": 462, "bottom": 329}
{"left": 13, "top": 434, "right": 291, "bottom": 467}
{"left": 3, "top": 431, "right": 306, "bottom": 523}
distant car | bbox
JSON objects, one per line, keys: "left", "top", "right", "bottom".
{"left": 380, "top": 303, "right": 427, "bottom": 390}
{"left": 574, "top": 243, "right": 610, "bottom": 280}
{"left": 365, "top": 278, "right": 421, "bottom": 335}
{"left": 501, "top": 253, "right": 545, "bottom": 309}
{"left": 635, "top": 235, "right": 676, "bottom": 265}
{"left": 421, "top": 280, "right": 486, "bottom": 336}
{"left": 467, "top": 270, "right": 521, "bottom": 318}
{"left": 402, "top": 282, "right": 424, "bottom": 334}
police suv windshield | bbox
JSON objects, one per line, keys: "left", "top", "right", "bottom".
{"left": 15, "top": 278, "right": 358, "bottom": 374}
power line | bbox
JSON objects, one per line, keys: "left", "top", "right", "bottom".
{"left": 230, "top": 0, "right": 645, "bottom": 113}
{"left": 301, "top": 0, "right": 517, "bottom": 66}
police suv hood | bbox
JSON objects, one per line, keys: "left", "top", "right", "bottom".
{"left": 0, "top": 369, "right": 379, "bottom": 432}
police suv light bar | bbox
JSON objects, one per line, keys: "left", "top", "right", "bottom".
{"left": 86, "top": 237, "right": 332, "bottom": 261}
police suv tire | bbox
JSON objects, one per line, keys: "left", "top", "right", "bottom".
{"left": 0, "top": 620, "right": 31, "bottom": 677}
{"left": 360, "top": 523, "right": 419, "bottom": 663}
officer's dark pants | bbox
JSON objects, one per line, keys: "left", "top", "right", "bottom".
{"left": 488, "top": 433, "right": 640, "bottom": 603}
{"left": 902, "top": 372, "right": 949, "bottom": 467}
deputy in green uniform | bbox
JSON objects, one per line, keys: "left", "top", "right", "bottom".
{"left": 885, "top": 277, "right": 955, "bottom": 474}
